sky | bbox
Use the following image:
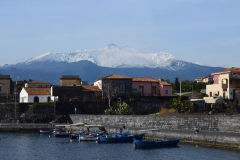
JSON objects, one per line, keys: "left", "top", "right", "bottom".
{"left": 0, "top": 0, "right": 240, "bottom": 67}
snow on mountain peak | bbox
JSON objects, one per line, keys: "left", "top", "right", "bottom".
{"left": 25, "top": 44, "right": 182, "bottom": 68}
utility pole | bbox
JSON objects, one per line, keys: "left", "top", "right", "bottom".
{"left": 14, "top": 84, "right": 17, "bottom": 122}
{"left": 180, "top": 81, "right": 182, "bottom": 97}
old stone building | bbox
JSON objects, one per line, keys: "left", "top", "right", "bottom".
{"left": 60, "top": 75, "right": 82, "bottom": 86}
{"left": 101, "top": 74, "right": 133, "bottom": 98}
{"left": 0, "top": 74, "right": 11, "bottom": 95}
{"left": 52, "top": 85, "right": 102, "bottom": 102}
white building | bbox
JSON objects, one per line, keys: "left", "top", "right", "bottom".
{"left": 206, "top": 67, "right": 240, "bottom": 101}
{"left": 20, "top": 87, "right": 53, "bottom": 103}
{"left": 94, "top": 79, "right": 102, "bottom": 90}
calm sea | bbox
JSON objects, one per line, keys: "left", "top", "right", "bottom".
{"left": 0, "top": 133, "right": 240, "bottom": 160}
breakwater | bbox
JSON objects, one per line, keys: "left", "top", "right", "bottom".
{"left": 70, "top": 114, "right": 240, "bottom": 149}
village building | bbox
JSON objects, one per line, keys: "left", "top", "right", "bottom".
{"left": 101, "top": 74, "right": 133, "bottom": 97}
{"left": 159, "top": 81, "right": 172, "bottom": 96}
{"left": 0, "top": 74, "right": 12, "bottom": 95}
{"left": 95, "top": 75, "right": 172, "bottom": 97}
{"left": 19, "top": 87, "right": 52, "bottom": 103}
{"left": 94, "top": 79, "right": 102, "bottom": 90}
{"left": 132, "top": 78, "right": 172, "bottom": 96}
{"left": 195, "top": 77, "right": 213, "bottom": 84}
{"left": 60, "top": 75, "right": 82, "bottom": 86}
{"left": 205, "top": 67, "right": 240, "bottom": 101}
{"left": 52, "top": 85, "right": 102, "bottom": 102}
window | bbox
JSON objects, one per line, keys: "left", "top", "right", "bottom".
{"left": 34, "top": 96, "right": 39, "bottom": 103}
{"left": 210, "top": 92, "right": 212, "bottom": 97}
{"left": 139, "top": 86, "right": 144, "bottom": 96}
{"left": 152, "top": 86, "right": 157, "bottom": 95}
{"left": 165, "top": 90, "right": 168, "bottom": 95}
{"left": 119, "top": 83, "right": 126, "bottom": 93}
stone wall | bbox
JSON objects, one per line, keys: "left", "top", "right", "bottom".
{"left": 130, "top": 97, "right": 172, "bottom": 114}
{"left": 0, "top": 103, "right": 55, "bottom": 123}
{"left": 70, "top": 114, "right": 240, "bottom": 146}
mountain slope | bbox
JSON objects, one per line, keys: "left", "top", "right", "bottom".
{"left": 23, "top": 44, "right": 186, "bottom": 70}
{"left": 0, "top": 60, "right": 223, "bottom": 84}
{"left": 0, "top": 44, "right": 224, "bottom": 83}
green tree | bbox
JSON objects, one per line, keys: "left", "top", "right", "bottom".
{"left": 165, "top": 79, "right": 170, "bottom": 83}
{"left": 104, "top": 102, "right": 132, "bottom": 115}
{"left": 174, "top": 77, "right": 180, "bottom": 92}
{"left": 171, "top": 97, "right": 194, "bottom": 113}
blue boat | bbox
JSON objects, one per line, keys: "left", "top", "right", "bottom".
{"left": 133, "top": 138, "right": 180, "bottom": 149}
{"left": 77, "top": 131, "right": 106, "bottom": 141}
{"left": 39, "top": 130, "right": 51, "bottom": 135}
{"left": 97, "top": 133, "right": 144, "bottom": 143}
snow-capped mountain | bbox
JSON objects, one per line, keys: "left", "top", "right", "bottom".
{"left": 0, "top": 44, "right": 224, "bottom": 83}
{"left": 25, "top": 44, "right": 185, "bottom": 70}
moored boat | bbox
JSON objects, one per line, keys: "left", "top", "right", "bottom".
{"left": 97, "top": 133, "right": 144, "bottom": 143}
{"left": 133, "top": 138, "right": 180, "bottom": 149}
{"left": 39, "top": 130, "right": 51, "bottom": 135}
{"left": 76, "top": 125, "right": 107, "bottom": 141}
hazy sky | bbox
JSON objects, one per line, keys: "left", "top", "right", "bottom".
{"left": 0, "top": 0, "right": 239, "bottom": 67}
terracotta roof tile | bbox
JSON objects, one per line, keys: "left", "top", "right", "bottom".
{"left": 28, "top": 81, "right": 50, "bottom": 84}
{"left": 215, "top": 67, "right": 240, "bottom": 74}
{"left": 25, "top": 88, "right": 51, "bottom": 95}
{"left": 103, "top": 74, "right": 132, "bottom": 79}
{"left": 81, "top": 85, "right": 102, "bottom": 92}
{"left": 132, "top": 77, "right": 159, "bottom": 83}
{"left": 160, "top": 81, "right": 171, "bottom": 86}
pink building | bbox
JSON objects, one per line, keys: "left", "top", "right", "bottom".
{"left": 132, "top": 77, "right": 172, "bottom": 97}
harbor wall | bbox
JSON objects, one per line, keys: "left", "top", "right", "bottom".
{"left": 70, "top": 114, "right": 240, "bottom": 148}
{"left": 0, "top": 123, "right": 49, "bottom": 132}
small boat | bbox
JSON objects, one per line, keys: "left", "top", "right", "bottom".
{"left": 97, "top": 133, "right": 144, "bottom": 143}
{"left": 39, "top": 130, "right": 51, "bottom": 135}
{"left": 133, "top": 138, "right": 180, "bottom": 149}
{"left": 53, "top": 128, "right": 69, "bottom": 137}
{"left": 77, "top": 131, "right": 106, "bottom": 141}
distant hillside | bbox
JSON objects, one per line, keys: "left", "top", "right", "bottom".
{"left": 0, "top": 60, "right": 223, "bottom": 84}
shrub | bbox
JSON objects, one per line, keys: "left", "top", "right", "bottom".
{"left": 104, "top": 102, "right": 132, "bottom": 115}
{"left": 171, "top": 97, "right": 193, "bottom": 113}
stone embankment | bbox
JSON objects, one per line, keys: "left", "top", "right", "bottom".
{"left": 70, "top": 114, "right": 240, "bottom": 150}
{"left": 0, "top": 123, "right": 49, "bottom": 132}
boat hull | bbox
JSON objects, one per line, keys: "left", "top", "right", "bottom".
{"left": 39, "top": 130, "right": 51, "bottom": 135}
{"left": 97, "top": 133, "right": 144, "bottom": 143}
{"left": 133, "top": 139, "right": 180, "bottom": 149}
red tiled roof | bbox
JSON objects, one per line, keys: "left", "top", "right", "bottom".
{"left": 132, "top": 77, "right": 159, "bottom": 83}
{"left": 214, "top": 67, "right": 240, "bottom": 74}
{"left": 195, "top": 77, "right": 205, "bottom": 80}
{"left": 103, "top": 74, "right": 132, "bottom": 79}
{"left": 24, "top": 88, "right": 51, "bottom": 95}
{"left": 60, "top": 75, "right": 81, "bottom": 80}
{"left": 81, "top": 85, "right": 102, "bottom": 92}
{"left": 160, "top": 81, "right": 171, "bottom": 86}
{"left": 28, "top": 81, "right": 50, "bottom": 84}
